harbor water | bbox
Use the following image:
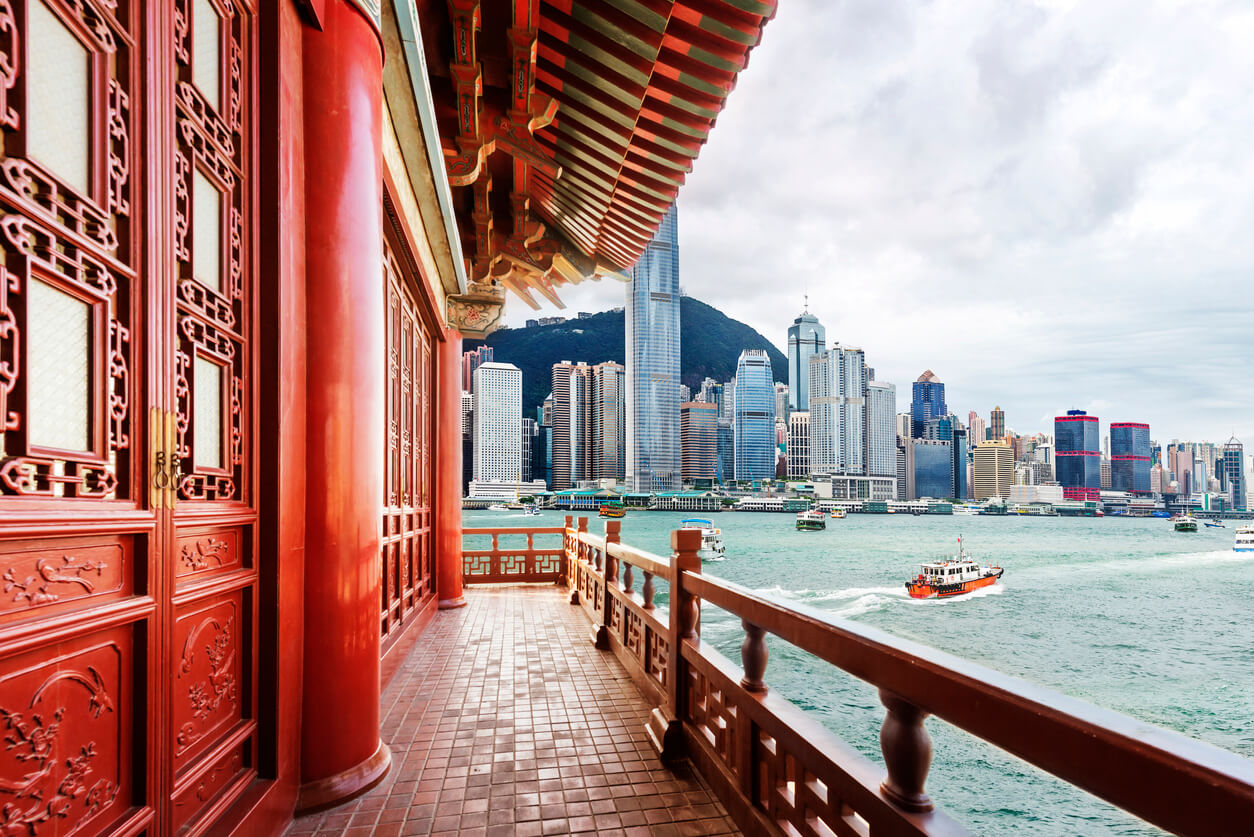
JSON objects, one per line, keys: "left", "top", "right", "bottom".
{"left": 465, "top": 510, "right": 1254, "bottom": 835}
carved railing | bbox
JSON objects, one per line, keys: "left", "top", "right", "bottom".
{"left": 555, "top": 516, "right": 1254, "bottom": 837}
{"left": 461, "top": 526, "right": 565, "bottom": 584}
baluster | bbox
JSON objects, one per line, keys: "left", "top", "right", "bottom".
{"left": 739, "top": 621, "right": 768, "bottom": 693}
{"left": 650, "top": 527, "right": 702, "bottom": 762}
{"left": 491, "top": 533, "right": 500, "bottom": 578}
{"left": 878, "top": 690, "right": 934, "bottom": 812}
{"left": 642, "top": 571, "right": 655, "bottom": 610}
{"left": 527, "top": 532, "right": 535, "bottom": 577}
{"left": 567, "top": 515, "right": 580, "bottom": 604}
{"left": 604, "top": 520, "right": 621, "bottom": 585}
{"left": 622, "top": 561, "right": 634, "bottom": 596}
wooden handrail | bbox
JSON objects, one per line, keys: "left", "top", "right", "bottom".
{"left": 463, "top": 526, "right": 565, "bottom": 535}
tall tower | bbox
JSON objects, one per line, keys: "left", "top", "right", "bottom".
{"left": 551, "top": 361, "right": 591, "bottom": 490}
{"left": 808, "top": 345, "right": 866, "bottom": 476}
{"left": 910, "top": 371, "right": 946, "bottom": 438}
{"left": 732, "top": 350, "right": 776, "bottom": 481}
{"left": 1055, "top": 410, "right": 1100, "bottom": 501}
{"left": 1220, "top": 437, "right": 1246, "bottom": 510}
{"left": 591, "top": 362, "right": 626, "bottom": 481}
{"left": 626, "top": 206, "right": 681, "bottom": 491}
{"left": 990, "top": 406, "right": 1005, "bottom": 440}
{"left": 1110, "top": 422, "right": 1151, "bottom": 495}
{"left": 787, "top": 302, "right": 825, "bottom": 410}
{"left": 471, "top": 363, "right": 523, "bottom": 483}
{"left": 865, "top": 382, "right": 897, "bottom": 477}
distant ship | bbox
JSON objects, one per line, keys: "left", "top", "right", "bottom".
{"left": 905, "top": 538, "right": 1003, "bottom": 599}
{"left": 1173, "top": 515, "right": 1198, "bottom": 533}
{"left": 830, "top": 508, "right": 847, "bottom": 519}
{"left": 796, "top": 509, "right": 826, "bottom": 531}
{"left": 680, "top": 519, "right": 725, "bottom": 560}
{"left": 599, "top": 502, "right": 626, "bottom": 519}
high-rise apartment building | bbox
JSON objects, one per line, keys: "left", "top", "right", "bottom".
{"left": 1220, "top": 437, "right": 1247, "bottom": 510}
{"left": 551, "top": 361, "right": 591, "bottom": 490}
{"left": 787, "top": 306, "right": 825, "bottom": 410}
{"left": 809, "top": 345, "right": 866, "bottom": 475}
{"left": 990, "top": 405, "right": 1005, "bottom": 441}
{"left": 626, "top": 206, "right": 681, "bottom": 491}
{"left": 1055, "top": 410, "right": 1100, "bottom": 501}
{"left": 968, "top": 411, "right": 987, "bottom": 446}
{"left": 1110, "top": 422, "right": 1151, "bottom": 494}
{"left": 910, "top": 370, "right": 946, "bottom": 438}
{"left": 973, "top": 441, "right": 1014, "bottom": 500}
{"left": 733, "top": 350, "right": 776, "bottom": 481}
{"left": 865, "top": 381, "right": 897, "bottom": 478}
{"left": 461, "top": 346, "right": 494, "bottom": 392}
{"left": 680, "top": 402, "right": 718, "bottom": 482}
{"left": 472, "top": 362, "right": 523, "bottom": 483}
{"left": 787, "top": 411, "right": 810, "bottom": 480}
{"left": 591, "top": 362, "right": 626, "bottom": 481}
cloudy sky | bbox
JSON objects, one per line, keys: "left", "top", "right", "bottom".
{"left": 506, "top": 0, "right": 1254, "bottom": 446}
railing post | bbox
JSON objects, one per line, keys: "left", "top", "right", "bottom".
{"left": 590, "top": 520, "right": 620, "bottom": 649}
{"left": 878, "top": 689, "right": 934, "bottom": 813}
{"left": 641, "top": 571, "right": 654, "bottom": 610}
{"left": 740, "top": 621, "right": 768, "bottom": 693}
{"left": 647, "top": 527, "right": 701, "bottom": 763}
{"left": 566, "top": 515, "right": 579, "bottom": 604}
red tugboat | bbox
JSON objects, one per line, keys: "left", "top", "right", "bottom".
{"left": 905, "top": 537, "right": 1003, "bottom": 599}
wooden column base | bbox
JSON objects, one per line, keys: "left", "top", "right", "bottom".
{"left": 646, "top": 707, "right": 685, "bottom": 763}
{"left": 438, "top": 596, "right": 468, "bottom": 610}
{"left": 295, "top": 739, "right": 391, "bottom": 814}
{"left": 590, "top": 623, "right": 609, "bottom": 649}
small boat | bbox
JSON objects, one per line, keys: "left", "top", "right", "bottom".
{"left": 830, "top": 508, "right": 847, "bottom": 519}
{"left": 680, "top": 519, "right": 725, "bottom": 560}
{"left": 599, "top": 502, "right": 626, "bottom": 518}
{"left": 1236, "top": 526, "right": 1254, "bottom": 553}
{"left": 796, "top": 509, "right": 826, "bottom": 531}
{"left": 523, "top": 505, "right": 541, "bottom": 517}
{"left": 952, "top": 505, "right": 979, "bottom": 516}
{"left": 486, "top": 503, "right": 509, "bottom": 512}
{"left": 505, "top": 501, "right": 525, "bottom": 510}
{"left": 905, "top": 538, "right": 1003, "bottom": 599}
{"left": 1203, "top": 519, "right": 1225, "bottom": 529}
{"left": 1173, "top": 515, "right": 1198, "bottom": 533}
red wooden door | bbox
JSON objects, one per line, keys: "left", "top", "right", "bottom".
{"left": 0, "top": 1, "right": 261, "bottom": 834}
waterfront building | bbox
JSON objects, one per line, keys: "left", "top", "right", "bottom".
{"left": 969, "top": 411, "right": 987, "bottom": 446}
{"left": 809, "top": 345, "right": 866, "bottom": 475}
{"left": 775, "top": 382, "right": 791, "bottom": 423}
{"left": 896, "top": 438, "right": 916, "bottom": 500}
{"left": 788, "top": 411, "right": 811, "bottom": 480}
{"left": 973, "top": 441, "right": 1014, "bottom": 500}
{"left": 990, "top": 406, "right": 1005, "bottom": 441}
{"left": 467, "top": 478, "right": 548, "bottom": 499}
{"left": 551, "top": 361, "right": 592, "bottom": 490}
{"left": 911, "top": 370, "right": 946, "bottom": 438}
{"left": 1220, "top": 437, "right": 1247, "bottom": 510}
{"left": 681, "top": 402, "right": 719, "bottom": 482}
{"left": 472, "top": 363, "right": 523, "bottom": 483}
{"left": 1055, "top": 410, "right": 1101, "bottom": 501}
{"left": 912, "top": 438, "right": 954, "bottom": 499}
{"left": 1111, "top": 422, "right": 1151, "bottom": 495}
{"left": 591, "top": 362, "right": 626, "bottom": 481}
{"left": 717, "top": 418, "right": 735, "bottom": 484}
{"left": 787, "top": 305, "right": 826, "bottom": 410}
{"left": 461, "top": 345, "right": 494, "bottom": 391}
{"left": 952, "top": 427, "right": 969, "bottom": 499}
{"left": 829, "top": 475, "right": 897, "bottom": 501}
{"left": 866, "top": 382, "right": 897, "bottom": 478}
{"left": 626, "top": 205, "right": 681, "bottom": 492}
{"left": 733, "top": 350, "right": 777, "bottom": 481}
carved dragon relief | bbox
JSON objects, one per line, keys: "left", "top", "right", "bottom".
{"left": 0, "top": 666, "right": 118, "bottom": 835}
{"left": 2, "top": 556, "right": 107, "bottom": 607}
{"left": 176, "top": 616, "right": 237, "bottom": 754}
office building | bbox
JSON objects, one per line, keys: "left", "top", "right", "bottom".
{"left": 809, "top": 345, "right": 866, "bottom": 476}
{"left": 520, "top": 418, "right": 534, "bottom": 482}
{"left": 787, "top": 305, "right": 825, "bottom": 410}
{"left": 896, "top": 412, "right": 912, "bottom": 441}
{"left": 1055, "top": 410, "right": 1100, "bottom": 501}
{"left": 990, "top": 405, "right": 1005, "bottom": 441}
{"left": 910, "top": 370, "right": 946, "bottom": 438}
{"left": 968, "top": 411, "right": 987, "bottom": 446}
{"left": 951, "top": 427, "right": 968, "bottom": 499}
{"left": 973, "top": 441, "right": 1014, "bottom": 500}
{"left": 723, "top": 378, "right": 736, "bottom": 422}
{"left": 551, "top": 361, "right": 591, "bottom": 490}
{"left": 591, "top": 362, "right": 626, "bottom": 481}
{"left": 717, "top": 419, "right": 735, "bottom": 484}
{"left": 626, "top": 205, "right": 681, "bottom": 491}
{"left": 774, "top": 382, "right": 790, "bottom": 423}
{"left": 1220, "top": 437, "right": 1247, "bottom": 510}
{"left": 461, "top": 345, "right": 494, "bottom": 392}
{"left": 461, "top": 391, "right": 474, "bottom": 494}
{"left": 472, "top": 362, "right": 523, "bottom": 483}
{"left": 912, "top": 438, "right": 953, "bottom": 499}
{"left": 896, "top": 438, "right": 915, "bottom": 500}
{"left": 1110, "top": 422, "right": 1151, "bottom": 495}
{"left": 866, "top": 381, "right": 897, "bottom": 478}
{"left": 788, "top": 411, "right": 810, "bottom": 480}
{"left": 698, "top": 378, "right": 724, "bottom": 413}
{"left": 733, "top": 350, "right": 776, "bottom": 481}
{"left": 923, "top": 414, "right": 954, "bottom": 442}
{"left": 681, "top": 402, "right": 718, "bottom": 482}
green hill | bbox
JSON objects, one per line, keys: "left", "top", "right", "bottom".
{"left": 465, "top": 296, "right": 787, "bottom": 415}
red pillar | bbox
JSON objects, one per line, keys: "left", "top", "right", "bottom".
{"left": 436, "top": 326, "right": 467, "bottom": 609}
{"left": 296, "top": 0, "right": 390, "bottom": 811}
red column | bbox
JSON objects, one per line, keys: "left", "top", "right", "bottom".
{"left": 435, "top": 326, "right": 467, "bottom": 609}
{"left": 296, "top": 0, "right": 390, "bottom": 811}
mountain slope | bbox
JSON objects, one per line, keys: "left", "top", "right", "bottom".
{"left": 465, "top": 296, "right": 786, "bottom": 415}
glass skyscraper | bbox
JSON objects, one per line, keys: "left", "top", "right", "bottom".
{"left": 912, "top": 439, "right": 953, "bottom": 499}
{"left": 910, "top": 370, "right": 946, "bottom": 438}
{"left": 787, "top": 306, "right": 825, "bottom": 410}
{"left": 1110, "top": 422, "right": 1151, "bottom": 495}
{"left": 732, "top": 350, "right": 776, "bottom": 481}
{"left": 1055, "top": 410, "right": 1100, "bottom": 501}
{"left": 808, "top": 345, "right": 866, "bottom": 475}
{"left": 1220, "top": 437, "right": 1246, "bottom": 510}
{"left": 626, "top": 206, "right": 681, "bottom": 491}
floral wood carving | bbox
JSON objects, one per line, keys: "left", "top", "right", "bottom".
{"left": 0, "top": 667, "right": 118, "bottom": 834}
{"left": 0, "top": 0, "right": 17, "bottom": 130}
{"left": 176, "top": 616, "right": 237, "bottom": 753}
{"left": 179, "top": 537, "right": 226, "bottom": 573}
{"left": 2, "top": 556, "right": 107, "bottom": 606}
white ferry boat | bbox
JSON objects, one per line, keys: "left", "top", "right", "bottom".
{"left": 1236, "top": 526, "right": 1254, "bottom": 553}
{"left": 796, "top": 509, "right": 826, "bottom": 531}
{"left": 905, "top": 537, "right": 1003, "bottom": 599}
{"left": 830, "top": 508, "right": 847, "bottom": 519}
{"left": 1172, "top": 515, "right": 1198, "bottom": 533}
{"left": 681, "top": 519, "right": 725, "bottom": 560}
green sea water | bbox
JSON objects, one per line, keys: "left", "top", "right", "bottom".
{"left": 465, "top": 509, "right": 1254, "bottom": 835}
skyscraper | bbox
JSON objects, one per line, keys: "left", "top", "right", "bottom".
{"left": 461, "top": 346, "right": 495, "bottom": 392}
{"left": 787, "top": 305, "right": 825, "bottom": 410}
{"left": 626, "top": 205, "right": 681, "bottom": 491}
{"left": 1110, "top": 422, "right": 1151, "bottom": 495}
{"left": 865, "top": 381, "right": 897, "bottom": 478}
{"left": 551, "top": 361, "right": 591, "bottom": 490}
{"left": 1055, "top": 410, "right": 1100, "bottom": 501}
{"left": 1220, "top": 437, "right": 1247, "bottom": 510}
{"left": 716, "top": 419, "right": 734, "bottom": 484}
{"left": 968, "top": 411, "right": 987, "bottom": 446}
{"left": 912, "top": 438, "right": 953, "bottom": 499}
{"left": 990, "top": 405, "right": 1005, "bottom": 441}
{"left": 680, "top": 402, "right": 718, "bottom": 482}
{"left": 472, "top": 362, "right": 523, "bottom": 483}
{"left": 774, "top": 382, "right": 790, "bottom": 424}
{"left": 787, "top": 411, "right": 810, "bottom": 480}
{"left": 591, "top": 362, "right": 626, "bottom": 481}
{"left": 809, "top": 345, "right": 866, "bottom": 475}
{"left": 732, "top": 350, "right": 776, "bottom": 481}
{"left": 973, "top": 441, "right": 1014, "bottom": 500}
{"left": 910, "top": 370, "right": 946, "bottom": 438}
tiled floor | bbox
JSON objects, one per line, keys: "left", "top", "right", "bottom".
{"left": 287, "top": 586, "right": 739, "bottom": 837}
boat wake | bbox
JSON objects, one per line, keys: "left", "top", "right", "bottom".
{"left": 752, "top": 580, "right": 1006, "bottom": 617}
{"left": 1021, "top": 550, "right": 1252, "bottom": 578}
